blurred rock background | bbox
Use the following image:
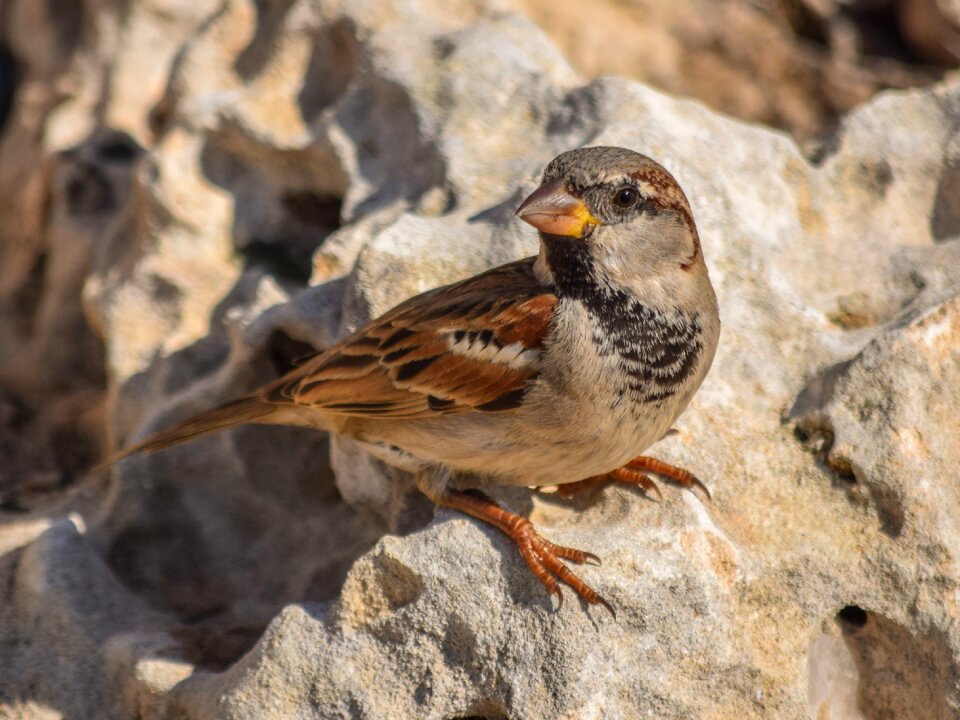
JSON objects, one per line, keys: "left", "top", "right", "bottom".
{"left": 513, "top": 0, "right": 958, "bottom": 141}
{"left": 0, "top": 0, "right": 958, "bottom": 718}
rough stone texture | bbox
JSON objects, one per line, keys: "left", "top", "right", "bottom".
{"left": 1, "top": 0, "right": 960, "bottom": 718}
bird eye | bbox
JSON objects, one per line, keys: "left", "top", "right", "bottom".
{"left": 613, "top": 187, "right": 639, "bottom": 209}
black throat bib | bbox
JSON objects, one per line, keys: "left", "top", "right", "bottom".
{"left": 542, "top": 233, "right": 703, "bottom": 405}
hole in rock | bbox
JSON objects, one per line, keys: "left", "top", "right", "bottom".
{"left": 65, "top": 161, "right": 114, "bottom": 216}
{"left": 810, "top": 607, "right": 956, "bottom": 720}
{"left": 782, "top": 1, "right": 932, "bottom": 66}
{"left": 780, "top": 1, "right": 830, "bottom": 46}
{"left": 0, "top": 44, "right": 18, "bottom": 135}
{"left": 837, "top": 604, "right": 868, "bottom": 628}
{"left": 265, "top": 329, "right": 317, "bottom": 376}
{"left": 281, "top": 190, "right": 342, "bottom": 230}
{"left": 432, "top": 36, "right": 456, "bottom": 61}
{"left": 145, "top": 273, "right": 183, "bottom": 309}
{"left": 240, "top": 239, "right": 316, "bottom": 284}
{"left": 843, "top": 609, "right": 953, "bottom": 719}
{"left": 448, "top": 703, "right": 510, "bottom": 720}
{"left": 96, "top": 134, "right": 141, "bottom": 163}
{"left": 825, "top": 452, "right": 858, "bottom": 485}
{"left": 790, "top": 419, "right": 858, "bottom": 489}
{"left": 845, "top": 4, "right": 940, "bottom": 66}
{"left": 200, "top": 133, "right": 347, "bottom": 284}
{"left": 61, "top": 130, "right": 143, "bottom": 215}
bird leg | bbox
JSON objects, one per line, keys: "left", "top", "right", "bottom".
{"left": 553, "top": 466, "right": 661, "bottom": 500}
{"left": 429, "top": 487, "right": 614, "bottom": 616}
{"left": 554, "top": 456, "right": 710, "bottom": 501}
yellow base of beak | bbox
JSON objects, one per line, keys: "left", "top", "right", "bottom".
{"left": 516, "top": 180, "right": 601, "bottom": 238}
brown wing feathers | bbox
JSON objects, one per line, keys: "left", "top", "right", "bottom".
{"left": 269, "top": 259, "right": 556, "bottom": 418}
{"left": 104, "top": 259, "right": 556, "bottom": 465}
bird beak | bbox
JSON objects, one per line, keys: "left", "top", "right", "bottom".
{"left": 515, "top": 180, "right": 601, "bottom": 238}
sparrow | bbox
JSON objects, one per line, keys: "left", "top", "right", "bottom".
{"left": 113, "top": 147, "right": 720, "bottom": 615}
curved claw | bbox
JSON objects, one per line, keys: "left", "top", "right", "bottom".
{"left": 552, "top": 587, "right": 564, "bottom": 611}
{"left": 543, "top": 539, "right": 601, "bottom": 566}
{"left": 626, "top": 456, "right": 711, "bottom": 502}
{"left": 596, "top": 596, "right": 617, "bottom": 620}
{"left": 644, "top": 482, "right": 664, "bottom": 503}
{"left": 431, "top": 489, "right": 613, "bottom": 616}
{"left": 691, "top": 476, "right": 712, "bottom": 501}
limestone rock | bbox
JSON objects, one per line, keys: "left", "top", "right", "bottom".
{"left": 0, "top": 0, "right": 959, "bottom": 718}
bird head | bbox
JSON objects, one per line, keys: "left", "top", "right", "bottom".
{"left": 516, "top": 147, "right": 703, "bottom": 282}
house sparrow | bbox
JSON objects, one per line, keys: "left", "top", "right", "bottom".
{"left": 114, "top": 147, "right": 720, "bottom": 615}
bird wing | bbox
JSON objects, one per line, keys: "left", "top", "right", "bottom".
{"left": 263, "top": 258, "right": 556, "bottom": 418}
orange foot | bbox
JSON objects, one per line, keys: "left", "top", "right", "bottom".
{"left": 434, "top": 488, "right": 614, "bottom": 617}
{"left": 555, "top": 455, "right": 711, "bottom": 502}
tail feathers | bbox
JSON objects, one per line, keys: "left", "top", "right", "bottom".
{"left": 99, "top": 396, "right": 273, "bottom": 469}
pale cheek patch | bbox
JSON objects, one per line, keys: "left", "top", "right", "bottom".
{"left": 448, "top": 331, "right": 541, "bottom": 370}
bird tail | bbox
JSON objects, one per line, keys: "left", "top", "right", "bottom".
{"left": 98, "top": 396, "right": 273, "bottom": 469}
